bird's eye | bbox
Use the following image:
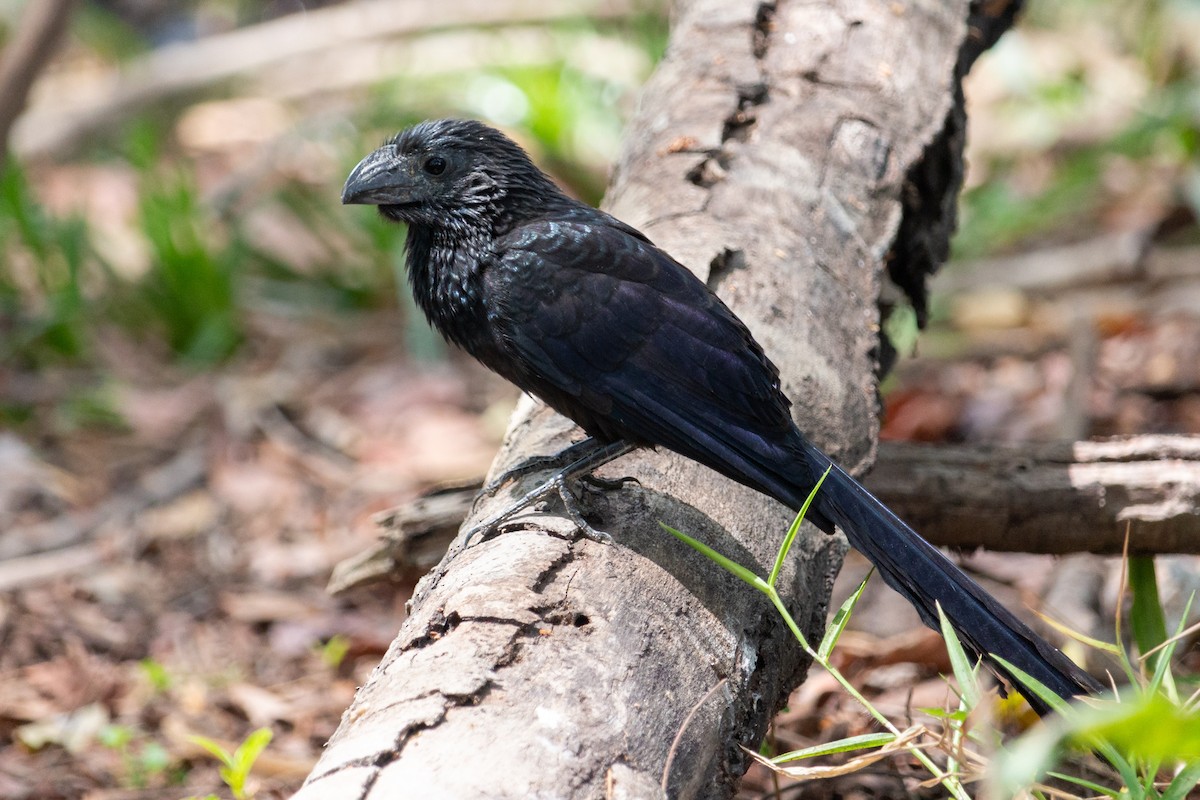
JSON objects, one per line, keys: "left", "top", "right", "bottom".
{"left": 423, "top": 156, "right": 447, "bottom": 175}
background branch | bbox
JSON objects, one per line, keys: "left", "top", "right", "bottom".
{"left": 328, "top": 434, "right": 1200, "bottom": 599}
{"left": 9, "top": 0, "right": 640, "bottom": 161}
{"left": 868, "top": 436, "right": 1200, "bottom": 555}
{"left": 0, "top": 0, "right": 76, "bottom": 169}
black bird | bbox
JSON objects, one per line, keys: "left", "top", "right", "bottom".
{"left": 342, "top": 118, "right": 1100, "bottom": 714}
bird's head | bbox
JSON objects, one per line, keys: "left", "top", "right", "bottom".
{"left": 341, "top": 119, "right": 564, "bottom": 230}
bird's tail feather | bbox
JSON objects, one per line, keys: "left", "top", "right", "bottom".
{"left": 797, "top": 441, "right": 1101, "bottom": 716}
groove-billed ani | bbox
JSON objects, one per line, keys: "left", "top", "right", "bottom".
{"left": 343, "top": 118, "right": 1100, "bottom": 714}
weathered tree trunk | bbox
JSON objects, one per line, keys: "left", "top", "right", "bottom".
{"left": 870, "top": 437, "right": 1200, "bottom": 555}
{"left": 297, "top": 0, "right": 997, "bottom": 797}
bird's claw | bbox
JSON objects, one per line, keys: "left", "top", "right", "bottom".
{"left": 463, "top": 475, "right": 614, "bottom": 546}
{"left": 552, "top": 473, "right": 614, "bottom": 544}
{"left": 462, "top": 440, "right": 635, "bottom": 548}
{"left": 478, "top": 437, "right": 605, "bottom": 498}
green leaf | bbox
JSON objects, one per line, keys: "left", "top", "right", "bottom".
{"left": 1161, "top": 759, "right": 1200, "bottom": 800}
{"left": 318, "top": 634, "right": 351, "bottom": 669}
{"left": 772, "top": 732, "right": 896, "bottom": 764}
{"left": 818, "top": 573, "right": 870, "bottom": 662}
{"left": 1037, "top": 612, "right": 1122, "bottom": 656}
{"left": 938, "top": 603, "right": 981, "bottom": 710}
{"left": 768, "top": 466, "right": 830, "bottom": 588}
{"left": 139, "top": 658, "right": 173, "bottom": 693}
{"left": 1072, "top": 693, "right": 1200, "bottom": 763}
{"left": 99, "top": 724, "right": 134, "bottom": 750}
{"left": 988, "top": 656, "right": 1072, "bottom": 717}
{"left": 1044, "top": 770, "right": 1120, "bottom": 798}
{"left": 990, "top": 659, "right": 1141, "bottom": 795}
{"left": 188, "top": 735, "right": 234, "bottom": 770}
{"left": 766, "top": 588, "right": 815, "bottom": 653}
{"left": 232, "top": 728, "right": 273, "bottom": 775}
{"left": 659, "top": 523, "right": 767, "bottom": 592}
{"left": 918, "top": 707, "right": 969, "bottom": 722}
{"left": 1145, "top": 590, "right": 1194, "bottom": 703}
{"left": 1129, "top": 557, "right": 1168, "bottom": 674}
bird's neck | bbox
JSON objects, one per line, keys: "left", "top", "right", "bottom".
{"left": 402, "top": 187, "right": 578, "bottom": 351}
{"left": 404, "top": 223, "right": 491, "bottom": 353}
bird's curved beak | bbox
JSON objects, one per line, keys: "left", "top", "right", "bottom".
{"left": 342, "top": 146, "right": 411, "bottom": 205}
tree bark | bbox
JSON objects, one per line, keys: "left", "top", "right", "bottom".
{"left": 297, "top": 0, "right": 991, "bottom": 797}
{"left": 869, "top": 437, "right": 1200, "bottom": 555}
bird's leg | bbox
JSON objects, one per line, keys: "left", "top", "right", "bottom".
{"left": 465, "top": 440, "right": 637, "bottom": 545}
{"left": 478, "top": 436, "right": 605, "bottom": 498}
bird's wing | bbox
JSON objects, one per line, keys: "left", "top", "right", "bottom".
{"left": 488, "top": 220, "right": 1102, "bottom": 711}
{"left": 487, "top": 218, "right": 800, "bottom": 484}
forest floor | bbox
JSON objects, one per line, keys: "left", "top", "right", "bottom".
{"left": 2, "top": 2, "right": 1200, "bottom": 797}
{"left": 3, "top": 287, "right": 1198, "bottom": 799}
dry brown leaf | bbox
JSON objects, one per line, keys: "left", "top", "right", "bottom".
{"left": 136, "top": 490, "right": 221, "bottom": 541}
{"left": 225, "top": 682, "right": 292, "bottom": 727}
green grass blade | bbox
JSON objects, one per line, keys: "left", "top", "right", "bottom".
{"left": 818, "top": 574, "right": 871, "bottom": 662}
{"left": 1044, "top": 771, "right": 1120, "bottom": 798}
{"left": 999, "top": 655, "right": 1145, "bottom": 791}
{"left": 938, "top": 603, "right": 982, "bottom": 710}
{"left": 766, "top": 586, "right": 815, "bottom": 652}
{"left": 1037, "top": 612, "right": 1123, "bottom": 656}
{"left": 772, "top": 732, "right": 896, "bottom": 764}
{"left": 660, "top": 523, "right": 768, "bottom": 593}
{"left": 233, "top": 728, "right": 273, "bottom": 774}
{"left": 769, "top": 511, "right": 805, "bottom": 589}
{"left": 1161, "top": 759, "right": 1200, "bottom": 800}
{"left": 1129, "top": 556, "right": 1168, "bottom": 675}
{"left": 992, "top": 655, "right": 1143, "bottom": 788}
{"left": 989, "top": 655, "right": 1072, "bottom": 716}
{"left": 1146, "top": 590, "right": 1193, "bottom": 702}
{"left": 188, "top": 734, "right": 235, "bottom": 770}
{"left": 768, "top": 467, "right": 830, "bottom": 588}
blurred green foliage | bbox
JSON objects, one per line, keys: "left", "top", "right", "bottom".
{"left": 991, "top": 557, "right": 1200, "bottom": 799}
{"left": 954, "top": 0, "right": 1200, "bottom": 259}
{"left": 0, "top": 162, "right": 90, "bottom": 363}
{"left": 124, "top": 120, "right": 241, "bottom": 364}
{"left": 72, "top": 2, "right": 149, "bottom": 62}
{"left": 4, "top": 0, "right": 1195, "bottom": 374}
{"left": 0, "top": 4, "right": 667, "bottom": 377}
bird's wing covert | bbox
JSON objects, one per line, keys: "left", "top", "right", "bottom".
{"left": 488, "top": 220, "right": 794, "bottom": 450}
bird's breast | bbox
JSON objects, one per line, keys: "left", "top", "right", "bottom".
{"left": 406, "top": 234, "right": 495, "bottom": 359}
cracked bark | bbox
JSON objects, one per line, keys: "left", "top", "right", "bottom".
{"left": 296, "top": 0, "right": 1000, "bottom": 797}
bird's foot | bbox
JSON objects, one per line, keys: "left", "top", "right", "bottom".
{"left": 463, "top": 440, "right": 636, "bottom": 546}
{"left": 478, "top": 437, "right": 604, "bottom": 498}
{"left": 462, "top": 473, "right": 610, "bottom": 544}
{"left": 552, "top": 472, "right": 613, "bottom": 544}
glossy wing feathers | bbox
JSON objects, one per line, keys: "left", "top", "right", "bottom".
{"left": 490, "top": 219, "right": 793, "bottom": 447}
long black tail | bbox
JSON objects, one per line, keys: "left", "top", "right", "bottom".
{"left": 797, "top": 441, "right": 1102, "bottom": 716}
